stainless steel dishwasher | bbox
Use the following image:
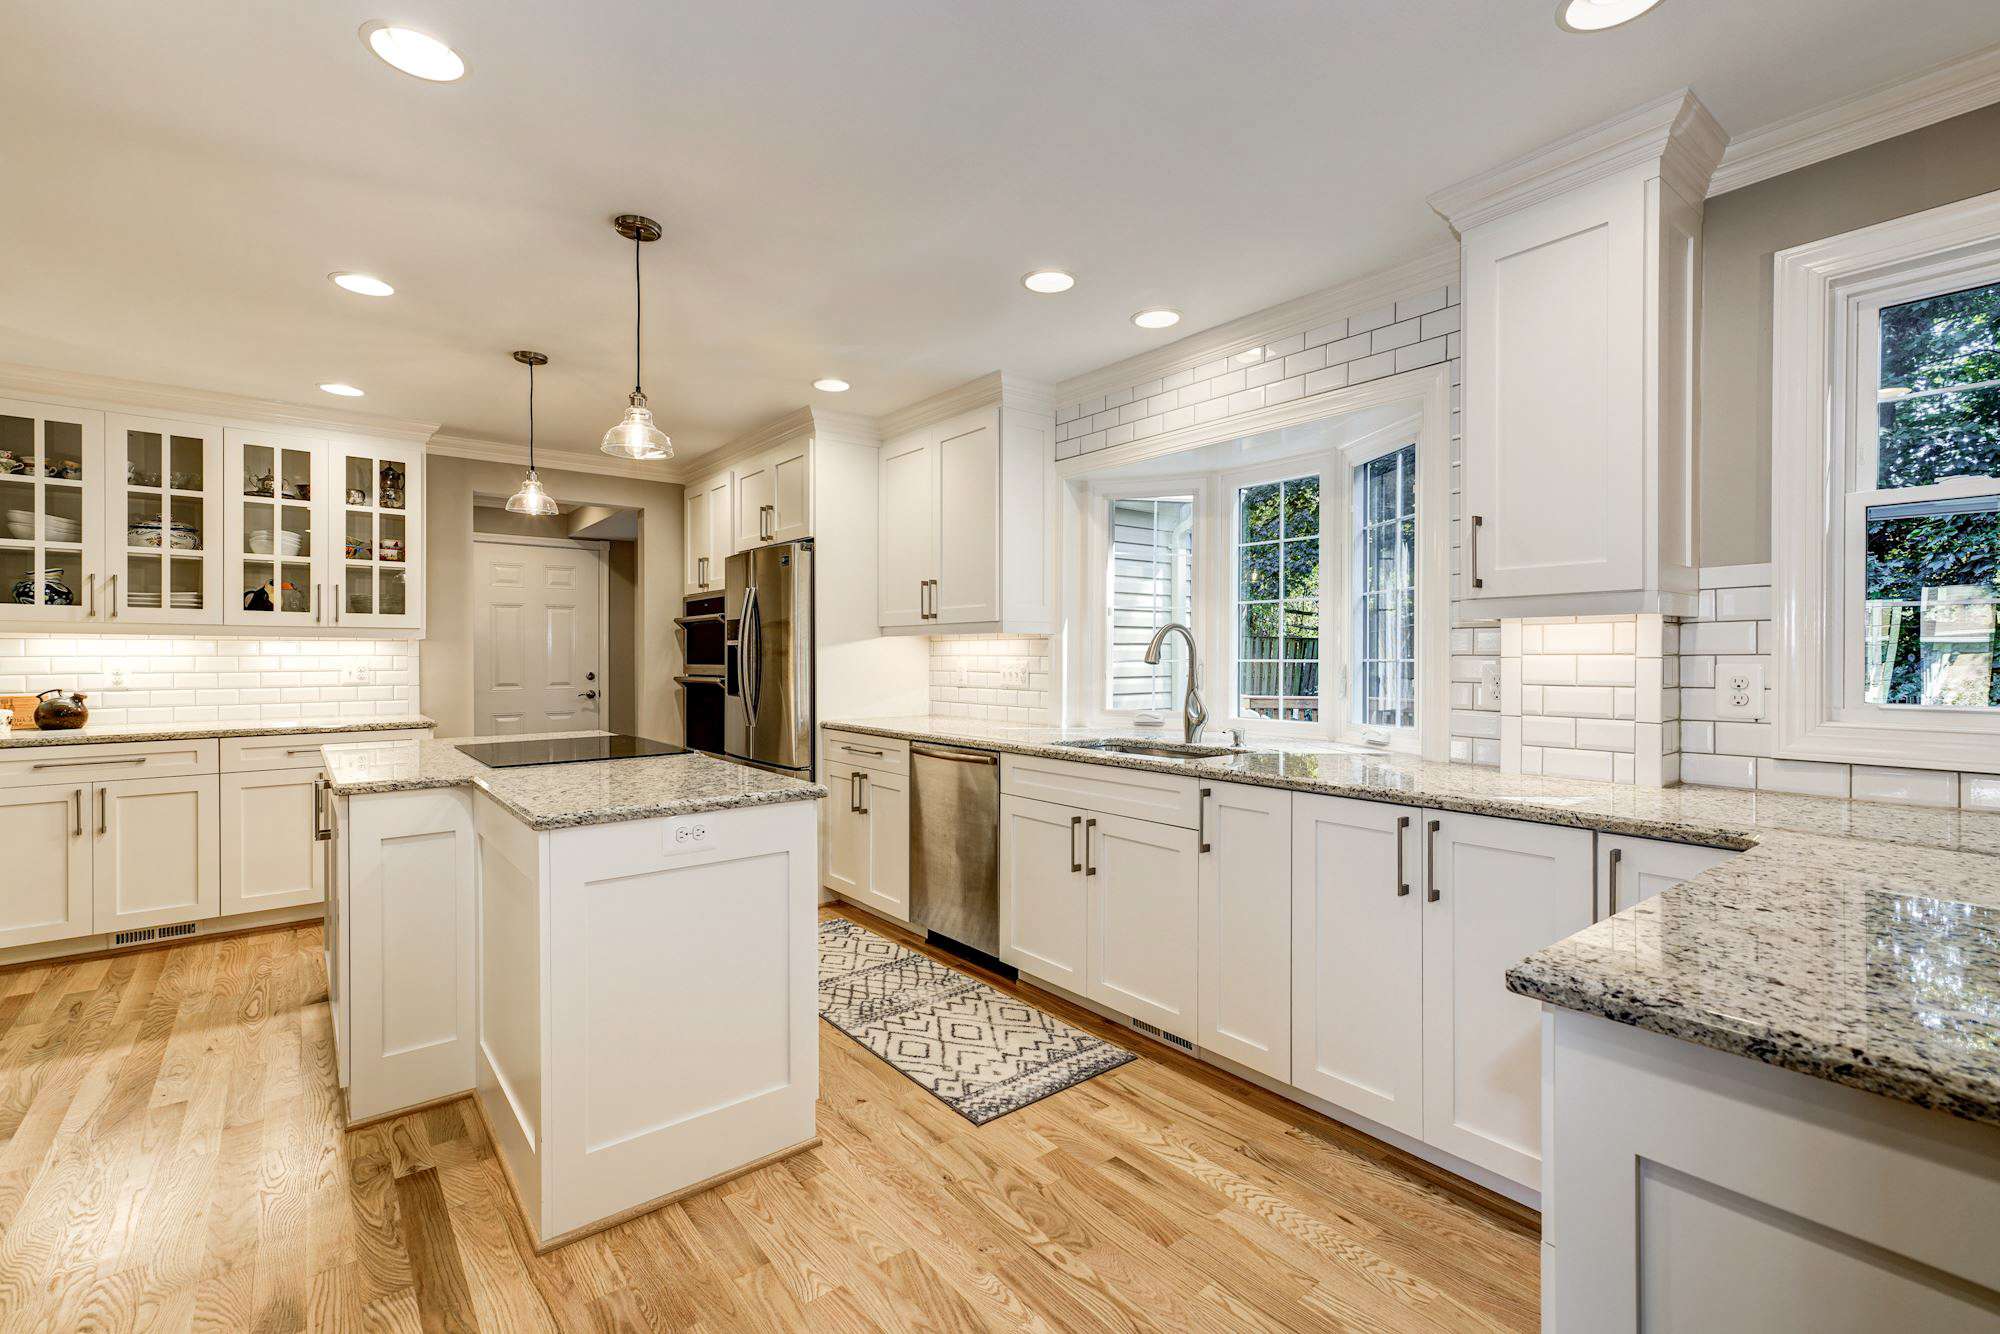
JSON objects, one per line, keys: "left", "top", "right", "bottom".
{"left": 908, "top": 742, "right": 1004, "bottom": 965}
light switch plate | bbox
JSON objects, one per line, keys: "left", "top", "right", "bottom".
{"left": 1714, "top": 661, "right": 1765, "bottom": 719}
{"left": 1000, "top": 662, "right": 1029, "bottom": 689}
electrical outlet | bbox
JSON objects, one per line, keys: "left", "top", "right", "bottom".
{"left": 1714, "top": 661, "right": 1765, "bottom": 719}
{"left": 341, "top": 666, "right": 371, "bottom": 685}
{"left": 1477, "top": 661, "right": 1502, "bottom": 710}
{"left": 1000, "top": 662, "right": 1029, "bottom": 689}
{"left": 108, "top": 666, "right": 127, "bottom": 688}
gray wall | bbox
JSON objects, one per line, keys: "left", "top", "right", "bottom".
{"left": 423, "top": 454, "right": 684, "bottom": 738}
{"left": 1699, "top": 102, "right": 2000, "bottom": 566}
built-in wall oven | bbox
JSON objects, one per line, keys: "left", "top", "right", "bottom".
{"left": 677, "top": 592, "right": 726, "bottom": 754}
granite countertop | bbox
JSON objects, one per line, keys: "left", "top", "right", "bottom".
{"left": 828, "top": 714, "right": 2000, "bottom": 1126}
{"left": 0, "top": 715, "right": 437, "bottom": 748}
{"left": 322, "top": 732, "right": 825, "bottom": 831}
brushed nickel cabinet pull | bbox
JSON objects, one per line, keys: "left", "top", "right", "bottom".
{"left": 856, "top": 771, "right": 869, "bottom": 816}
{"left": 1083, "top": 818, "right": 1097, "bottom": 877}
{"left": 1069, "top": 815, "right": 1082, "bottom": 873}
{"left": 1395, "top": 815, "right": 1411, "bottom": 896}
{"left": 72, "top": 787, "right": 83, "bottom": 837}
{"left": 1606, "top": 847, "right": 1623, "bottom": 918}
{"left": 1425, "top": 819, "right": 1441, "bottom": 902}
{"left": 1198, "top": 787, "right": 1212, "bottom": 854}
{"left": 97, "top": 786, "right": 108, "bottom": 836}
{"left": 1469, "top": 515, "right": 1484, "bottom": 590}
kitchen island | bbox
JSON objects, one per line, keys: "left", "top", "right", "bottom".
{"left": 321, "top": 732, "right": 825, "bottom": 1252}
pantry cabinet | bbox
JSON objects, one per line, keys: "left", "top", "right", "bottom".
{"left": 683, "top": 471, "right": 731, "bottom": 593}
{"left": 1197, "top": 782, "right": 1293, "bottom": 1081}
{"left": 0, "top": 783, "right": 92, "bottom": 948}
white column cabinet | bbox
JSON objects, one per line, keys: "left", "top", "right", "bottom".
{"left": 1197, "top": 782, "right": 1292, "bottom": 1080}
{"left": 1597, "top": 834, "right": 1735, "bottom": 919}
{"left": 91, "top": 773, "right": 222, "bottom": 934}
{"left": 0, "top": 783, "right": 92, "bottom": 948}
{"left": 1087, "top": 810, "right": 1199, "bottom": 1042}
{"left": 1421, "top": 810, "right": 1592, "bottom": 1190}
{"left": 998, "top": 793, "right": 1089, "bottom": 993}
{"left": 1291, "top": 794, "right": 1426, "bottom": 1137}
{"left": 219, "top": 769, "right": 326, "bottom": 915}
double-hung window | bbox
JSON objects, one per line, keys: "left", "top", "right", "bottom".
{"left": 1773, "top": 190, "right": 2000, "bottom": 768}
{"left": 1103, "top": 494, "right": 1195, "bottom": 712}
{"left": 1233, "top": 472, "right": 1323, "bottom": 723}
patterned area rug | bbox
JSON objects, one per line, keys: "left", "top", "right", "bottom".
{"left": 817, "top": 917, "right": 1136, "bottom": 1125}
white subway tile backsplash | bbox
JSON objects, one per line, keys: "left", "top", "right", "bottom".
{"left": 1756, "top": 758, "right": 1852, "bottom": 799}
{"left": 1961, "top": 774, "right": 2000, "bottom": 811}
{"left": 1680, "top": 753, "right": 1757, "bottom": 789}
{"left": 1541, "top": 623, "right": 1616, "bottom": 654}
{"left": 1682, "top": 620, "right": 1757, "bottom": 656}
{"left": 1542, "top": 747, "right": 1615, "bottom": 781}
{"left": 1850, "top": 765, "right": 1961, "bottom": 808}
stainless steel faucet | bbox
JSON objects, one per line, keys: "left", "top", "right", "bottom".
{"left": 1143, "top": 622, "right": 1207, "bottom": 744}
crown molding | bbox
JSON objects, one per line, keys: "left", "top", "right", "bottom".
{"left": 1710, "top": 43, "right": 2000, "bottom": 196}
{"left": 877, "top": 372, "right": 1004, "bottom": 439}
{"left": 1428, "top": 89, "right": 1724, "bottom": 234}
{"left": 1051, "top": 246, "right": 1460, "bottom": 409}
{"left": 425, "top": 433, "right": 679, "bottom": 483}
{"left": 0, "top": 361, "right": 441, "bottom": 442}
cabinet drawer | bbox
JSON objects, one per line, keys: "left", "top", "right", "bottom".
{"left": 223, "top": 729, "right": 428, "bottom": 773}
{"left": 0, "top": 738, "right": 218, "bottom": 790}
{"left": 822, "top": 729, "right": 909, "bottom": 777}
{"left": 1000, "top": 752, "right": 1199, "bottom": 828}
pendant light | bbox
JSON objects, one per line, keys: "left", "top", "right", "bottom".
{"left": 506, "top": 350, "right": 560, "bottom": 515}
{"left": 600, "top": 213, "right": 672, "bottom": 460}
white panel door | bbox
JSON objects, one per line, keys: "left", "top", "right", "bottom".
{"left": 768, "top": 441, "right": 812, "bottom": 544}
{"left": 1196, "top": 782, "right": 1292, "bottom": 1080}
{"left": 1598, "top": 835, "right": 1735, "bottom": 919}
{"left": 853, "top": 765, "right": 909, "bottom": 922}
{"left": 472, "top": 539, "right": 603, "bottom": 734}
{"left": 998, "top": 794, "right": 1087, "bottom": 991}
{"left": 933, "top": 407, "right": 1000, "bottom": 624}
{"left": 1088, "top": 810, "right": 1199, "bottom": 1041}
{"left": 0, "top": 783, "right": 91, "bottom": 947}
{"left": 220, "top": 769, "right": 325, "bottom": 915}
{"left": 733, "top": 454, "right": 774, "bottom": 549}
{"left": 702, "top": 475, "right": 734, "bottom": 574}
{"left": 1290, "top": 794, "right": 1425, "bottom": 1137}
{"left": 92, "top": 774, "right": 220, "bottom": 933}
{"left": 822, "top": 760, "right": 867, "bottom": 899}
{"left": 1422, "top": 810, "right": 1592, "bottom": 1188}
{"left": 1461, "top": 173, "right": 1644, "bottom": 602}
{"left": 876, "top": 430, "right": 933, "bottom": 627}
{"left": 685, "top": 475, "right": 729, "bottom": 593}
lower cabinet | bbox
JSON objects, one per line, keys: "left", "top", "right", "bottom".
{"left": 1597, "top": 833, "right": 1735, "bottom": 918}
{"left": 999, "top": 794, "right": 1090, "bottom": 992}
{"left": 220, "top": 768, "right": 327, "bottom": 915}
{"left": 0, "top": 783, "right": 92, "bottom": 948}
{"left": 1197, "top": 782, "right": 1292, "bottom": 1081}
{"left": 822, "top": 760, "right": 909, "bottom": 921}
{"left": 91, "top": 774, "right": 222, "bottom": 934}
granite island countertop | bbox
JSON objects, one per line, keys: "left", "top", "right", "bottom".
{"left": 322, "top": 732, "right": 825, "bottom": 831}
{"left": 828, "top": 714, "right": 2000, "bottom": 1126}
{"left": 0, "top": 715, "right": 437, "bottom": 747}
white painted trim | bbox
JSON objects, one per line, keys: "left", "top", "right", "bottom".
{"left": 1710, "top": 43, "right": 2000, "bottom": 196}
{"left": 0, "top": 360, "right": 439, "bottom": 443}
{"left": 470, "top": 536, "right": 613, "bottom": 733}
{"left": 1050, "top": 248, "right": 1460, "bottom": 409}
{"left": 1697, "top": 563, "right": 1774, "bottom": 591}
{"left": 1769, "top": 187, "right": 2000, "bottom": 771}
{"left": 875, "top": 372, "right": 1055, "bottom": 441}
{"left": 1427, "top": 89, "right": 1725, "bottom": 234}
{"left": 427, "top": 433, "right": 679, "bottom": 484}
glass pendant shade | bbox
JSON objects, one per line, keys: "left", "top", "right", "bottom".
{"left": 600, "top": 392, "right": 672, "bottom": 460}
{"left": 505, "top": 468, "right": 559, "bottom": 516}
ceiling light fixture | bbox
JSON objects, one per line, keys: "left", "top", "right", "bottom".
{"left": 318, "top": 382, "right": 365, "bottom": 397}
{"left": 599, "top": 214, "right": 672, "bottom": 461}
{"left": 506, "top": 351, "right": 559, "bottom": 516}
{"left": 1555, "top": 0, "right": 1664, "bottom": 32}
{"left": 812, "top": 378, "right": 851, "bottom": 393}
{"left": 1132, "top": 308, "right": 1182, "bottom": 330}
{"left": 329, "top": 271, "right": 394, "bottom": 297}
{"left": 1022, "top": 270, "right": 1076, "bottom": 294}
{"left": 359, "top": 22, "right": 467, "bottom": 81}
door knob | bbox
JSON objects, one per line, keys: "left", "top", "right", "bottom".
{"left": 578, "top": 689, "right": 600, "bottom": 701}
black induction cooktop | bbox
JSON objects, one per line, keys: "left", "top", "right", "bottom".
{"left": 455, "top": 734, "right": 690, "bottom": 768}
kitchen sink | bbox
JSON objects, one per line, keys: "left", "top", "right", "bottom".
{"left": 1056, "top": 738, "right": 1245, "bottom": 760}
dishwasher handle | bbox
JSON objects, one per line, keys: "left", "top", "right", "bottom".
{"left": 910, "top": 745, "right": 999, "bottom": 766}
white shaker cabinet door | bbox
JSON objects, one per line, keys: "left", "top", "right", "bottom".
{"left": 92, "top": 773, "right": 221, "bottom": 933}
{"left": 876, "top": 430, "right": 934, "bottom": 628}
{"left": 684, "top": 481, "right": 712, "bottom": 595}
{"left": 855, "top": 765, "right": 910, "bottom": 923}
{"left": 821, "top": 761, "right": 868, "bottom": 901}
{"left": 1290, "top": 794, "right": 1426, "bottom": 1138}
{"left": 1597, "top": 834, "right": 1735, "bottom": 919}
{"left": 1421, "top": 809, "right": 1592, "bottom": 1190}
{"left": 220, "top": 768, "right": 326, "bottom": 915}
{"left": 1087, "top": 810, "right": 1199, "bottom": 1042}
{"left": 932, "top": 408, "right": 1000, "bottom": 625}
{"left": 998, "top": 794, "right": 1087, "bottom": 992}
{"left": 1196, "top": 781, "right": 1292, "bottom": 1081}
{"left": 0, "top": 783, "right": 92, "bottom": 947}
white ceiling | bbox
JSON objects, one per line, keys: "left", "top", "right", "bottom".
{"left": 2, "top": 2, "right": 1993, "bottom": 464}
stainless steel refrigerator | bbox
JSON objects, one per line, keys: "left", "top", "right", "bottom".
{"left": 724, "top": 541, "right": 814, "bottom": 777}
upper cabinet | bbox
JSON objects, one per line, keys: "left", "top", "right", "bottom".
{"left": 1431, "top": 90, "right": 1724, "bottom": 618}
{"left": 733, "top": 432, "right": 811, "bottom": 550}
{"left": 0, "top": 386, "right": 425, "bottom": 635}
{"left": 876, "top": 374, "right": 1055, "bottom": 635}
{"left": 684, "top": 471, "right": 731, "bottom": 594}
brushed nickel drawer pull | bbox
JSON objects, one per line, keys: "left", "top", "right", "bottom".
{"left": 1606, "top": 847, "right": 1623, "bottom": 918}
{"left": 1083, "top": 818, "right": 1097, "bottom": 877}
{"left": 32, "top": 757, "right": 145, "bottom": 771}
{"left": 1070, "top": 814, "right": 1083, "bottom": 873}
{"left": 1425, "top": 819, "right": 1441, "bottom": 902}
{"left": 1395, "top": 815, "right": 1411, "bottom": 896}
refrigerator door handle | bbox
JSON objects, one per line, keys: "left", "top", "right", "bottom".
{"left": 739, "top": 583, "right": 759, "bottom": 728}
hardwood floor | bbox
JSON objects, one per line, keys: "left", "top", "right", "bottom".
{"left": 0, "top": 910, "right": 1538, "bottom": 1331}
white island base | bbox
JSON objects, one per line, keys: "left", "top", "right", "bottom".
{"left": 1541, "top": 1008, "right": 2000, "bottom": 1333}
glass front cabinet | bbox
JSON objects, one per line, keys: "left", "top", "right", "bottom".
{"left": 0, "top": 394, "right": 421, "bottom": 635}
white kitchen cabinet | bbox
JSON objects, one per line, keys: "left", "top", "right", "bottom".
{"left": 1435, "top": 91, "right": 1719, "bottom": 618}
{"left": 1088, "top": 809, "right": 1199, "bottom": 1042}
{"left": 329, "top": 436, "right": 422, "bottom": 629}
{"left": 91, "top": 773, "right": 221, "bottom": 934}
{"left": 0, "top": 396, "right": 104, "bottom": 627}
{"left": 219, "top": 769, "right": 326, "bottom": 915}
{"left": 1597, "top": 834, "right": 1735, "bottom": 919}
{"left": 222, "top": 426, "right": 328, "bottom": 627}
{"left": 876, "top": 375, "right": 1054, "bottom": 635}
{"left": 684, "top": 471, "right": 731, "bottom": 593}
{"left": 103, "top": 414, "right": 224, "bottom": 624}
{"left": 822, "top": 759, "right": 909, "bottom": 922}
{"left": 734, "top": 435, "right": 811, "bottom": 549}
{"left": 0, "top": 782, "right": 92, "bottom": 948}
{"left": 1197, "top": 781, "right": 1292, "bottom": 1080}
{"left": 1291, "top": 794, "right": 1426, "bottom": 1137}
{"left": 999, "top": 793, "right": 1089, "bottom": 993}
{"left": 1422, "top": 810, "right": 1592, "bottom": 1189}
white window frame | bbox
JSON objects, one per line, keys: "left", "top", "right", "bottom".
{"left": 1220, "top": 454, "right": 1337, "bottom": 740}
{"left": 1338, "top": 428, "right": 1424, "bottom": 748}
{"left": 1084, "top": 474, "right": 1210, "bottom": 724}
{"left": 1772, "top": 187, "right": 2000, "bottom": 771}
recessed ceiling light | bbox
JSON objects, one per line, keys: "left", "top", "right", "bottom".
{"left": 1555, "top": 0, "right": 1664, "bottom": 32}
{"left": 329, "top": 271, "right": 395, "bottom": 297}
{"left": 812, "top": 378, "right": 851, "bottom": 393}
{"left": 318, "top": 382, "right": 366, "bottom": 397}
{"left": 1234, "top": 347, "right": 1265, "bottom": 365}
{"left": 1022, "top": 270, "right": 1076, "bottom": 294}
{"left": 359, "top": 22, "right": 467, "bottom": 81}
{"left": 1132, "top": 308, "right": 1182, "bottom": 330}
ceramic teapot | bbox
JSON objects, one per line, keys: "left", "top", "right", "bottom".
{"left": 33, "top": 688, "right": 89, "bottom": 730}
